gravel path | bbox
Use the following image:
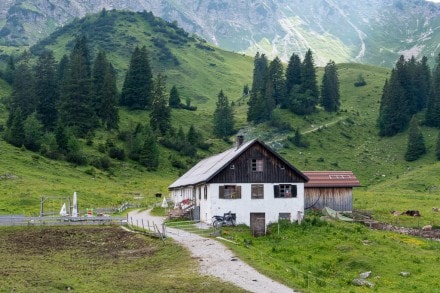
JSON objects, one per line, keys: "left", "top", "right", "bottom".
{"left": 127, "top": 210, "right": 296, "bottom": 293}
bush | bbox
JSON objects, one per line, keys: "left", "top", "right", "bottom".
{"left": 108, "top": 147, "right": 125, "bottom": 161}
{"left": 66, "top": 152, "right": 88, "bottom": 166}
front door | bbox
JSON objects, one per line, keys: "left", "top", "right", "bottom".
{"left": 250, "top": 213, "right": 266, "bottom": 237}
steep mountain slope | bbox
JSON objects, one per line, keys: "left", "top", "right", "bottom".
{"left": 1, "top": 0, "right": 440, "bottom": 66}
{"left": 29, "top": 10, "right": 253, "bottom": 111}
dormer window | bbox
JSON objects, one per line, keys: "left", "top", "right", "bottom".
{"left": 251, "top": 159, "right": 263, "bottom": 172}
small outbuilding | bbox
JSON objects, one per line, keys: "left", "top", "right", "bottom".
{"left": 303, "top": 171, "right": 361, "bottom": 212}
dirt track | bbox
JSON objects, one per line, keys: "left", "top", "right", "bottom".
{"left": 128, "top": 210, "right": 296, "bottom": 293}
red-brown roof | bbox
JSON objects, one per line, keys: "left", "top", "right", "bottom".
{"left": 303, "top": 171, "right": 361, "bottom": 188}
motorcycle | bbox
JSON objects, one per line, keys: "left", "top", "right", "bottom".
{"left": 212, "top": 211, "right": 236, "bottom": 228}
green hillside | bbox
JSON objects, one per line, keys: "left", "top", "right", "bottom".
{"left": 0, "top": 10, "right": 439, "bottom": 220}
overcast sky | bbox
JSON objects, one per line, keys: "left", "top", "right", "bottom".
{"left": 426, "top": 0, "right": 440, "bottom": 2}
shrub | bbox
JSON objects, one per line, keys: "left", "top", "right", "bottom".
{"left": 66, "top": 152, "right": 88, "bottom": 166}
{"left": 108, "top": 147, "right": 125, "bottom": 160}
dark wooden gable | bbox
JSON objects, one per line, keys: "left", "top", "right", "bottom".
{"left": 209, "top": 141, "right": 306, "bottom": 184}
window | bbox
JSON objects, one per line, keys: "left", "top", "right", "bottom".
{"left": 219, "top": 185, "right": 241, "bottom": 199}
{"left": 274, "top": 184, "right": 297, "bottom": 198}
{"left": 230, "top": 164, "right": 235, "bottom": 170}
{"left": 203, "top": 185, "right": 207, "bottom": 200}
{"left": 251, "top": 159, "right": 263, "bottom": 172}
{"left": 251, "top": 184, "right": 264, "bottom": 199}
{"left": 279, "top": 213, "right": 291, "bottom": 220}
{"left": 198, "top": 187, "right": 201, "bottom": 200}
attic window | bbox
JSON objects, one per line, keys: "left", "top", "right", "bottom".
{"left": 280, "top": 165, "right": 285, "bottom": 170}
{"left": 251, "top": 159, "right": 263, "bottom": 172}
{"left": 230, "top": 164, "right": 235, "bottom": 170}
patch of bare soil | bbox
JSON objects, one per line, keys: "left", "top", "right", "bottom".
{"left": 4, "top": 226, "right": 158, "bottom": 258}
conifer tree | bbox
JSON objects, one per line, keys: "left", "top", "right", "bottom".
{"left": 426, "top": 53, "right": 440, "bottom": 128}
{"left": 378, "top": 70, "right": 410, "bottom": 136}
{"left": 139, "top": 126, "right": 159, "bottom": 170}
{"left": 266, "top": 57, "right": 285, "bottom": 108}
{"left": 247, "top": 53, "right": 269, "bottom": 122}
{"left": 57, "top": 54, "right": 69, "bottom": 85}
{"left": 23, "top": 113, "right": 43, "bottom": 151}
{"left": 187, "top": 124, "right": 200, "bottom": 146}
{"left": 285, "top": 53, "right": 302, "bottom": 94}
{"left": 5, "top": 108, "right": 25, "bottom": 147}
{"left": 120, "top": 46, "right": 153, "bottom": 109}
{"left": 414, "top": 56, "right": 431, "bottom": 111}
{"left": 150, "top": 73, "right": 171, "bottom": 135}
{"left": 8, "top": 51, "right": 36, "bottom": 119}
{"left": 404, "top": 116, "right": 426, "bottom": 161}
{"left": 288, "top": 49, "right": 318, "bottom": 115}
{"left": 4, "top": 55, "right": 15, "bottom": 84}
{"left": 35, "top": 50, "right": 59, "bottom": 131}
{"left": 169, "top": 85, "right": 181, "bottom": 108}
{"left": 58, "top": 36, "right": 97, "bottom": 137}
{"left": 92, "top": 51, "right": 108, "bottom": 117}
{"left": 435, "top": 132, "right": 440, "bottom": 160}
{"left": 100, "top": 63, "right": 119, "bottom": 130}
{"left": 300, "top": 49, "right": 319, "bottom": 100}
{"left": 321, "top": 60, "right": 340, "bottom": 112}
{"left": 214, "top": 90, "right": 235, "bottom": 137}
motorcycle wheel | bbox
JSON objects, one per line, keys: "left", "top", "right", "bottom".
{"left": 231, "top": 219, "right": 237, "bottom": 226}
{"left": 213, "top": 220, "right": 223, "bottom": 228}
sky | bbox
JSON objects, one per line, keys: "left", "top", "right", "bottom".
{"left": 426, "top": 0, "right": 440, "bottom": 2}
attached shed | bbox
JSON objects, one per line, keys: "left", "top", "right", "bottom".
{"left": 303, "top": 171, "right": 360, "bottom": 212}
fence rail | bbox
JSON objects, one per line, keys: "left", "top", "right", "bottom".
{"left": 0, "top": 216, "right": 126, "bottom": 226}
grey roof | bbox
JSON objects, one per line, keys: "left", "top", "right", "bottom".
{"left": 168, "top": 139, "right": 308, "bottom": 189}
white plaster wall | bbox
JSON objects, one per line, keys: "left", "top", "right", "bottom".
{"left": 203, "top": 183, "right": 304, "bottom": 226}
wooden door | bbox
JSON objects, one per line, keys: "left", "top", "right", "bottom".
{"left": 250, "top": 213, "right": 266, "bottom": 237}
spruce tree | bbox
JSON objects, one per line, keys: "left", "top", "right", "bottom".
{"left": 169, "top": 85, "right": 181, "bottom": 108}
{"left": 285, "top": 53, "right": 302, "bottom": 95}
{"left": 120, "top": 46, "right": 153, "bottom": 109}
{"left": 5, "top": 108, "right": 25, "bottom": 147}
{"left": 288, "top": 49, "right": 318, "bottom": 115}
{"left": 8, "top": 51, "right": 36, "bottom": 119}
{"left": 404, "top": 116, "right": 426, "bottom": 161}
{"left": 214, "top": 90, "right": 235, "bottom": 138}
{"left": 300, "top": 49, "right": 319, "bottom": 100}
{"left": 23, "top": 113, "right": 43, "bottom": 151}
{"left": 139, "top": 126, "right": 159, "bottom": 170}
{"left": 266, "top": 57, "right": 285, "bottom": 108}
{"left": 436, "top": 132, "right": 440, "bottom": 160}
{"left": 187, "top": 124, "right": 200, "bottom": 146}
{"left": 247, "top": 53, "right": 269, "bottom": 122}
{"left": 378, "top": 70, "right": 410, "bottom": 136}
{"left": 100, "top": 63, "right": 119, "bottom": 130}
{"left": 321, "top": 60, "right": 340, "bottom": 112}
{"left": 4, "top": 55, "right": 15, "bottom": 84}
{"left": 57, "top": 54, "right": 69, "bottom": 85}
{"left": 426, "top": 53, "right": 440, "bottom": 128}
{"left": 58, "top": 36, "right": 97, "bottom": 137}
{"left": 92, "top": 51, "right": 109, "bottom": 117}
{"left": 150, "top": 73, "right": 171, "bottom": 135}
{"left": 35, "top": 50, "right": 59, "bottom": 131}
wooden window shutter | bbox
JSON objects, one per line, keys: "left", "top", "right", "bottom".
{"left": 236, "top": 186, "right": 242, "bottom": 199}
{"left": 291, "top": 185, "right": 297, "bottom": 197}
{"left": 219, "top": 186, "right": 225, "bottom": 199}
{"left": 274, "top": 185, "right": 280, "bottom": 198}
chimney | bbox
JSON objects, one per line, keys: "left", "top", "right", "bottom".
{"left": 236, "top": 134, "right": 244, "bottom": 149}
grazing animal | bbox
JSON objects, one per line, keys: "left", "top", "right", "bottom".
{"left": 422, "top": 225, "right": 432, "bottom": 231}
{"left": 404, "top": 210, "right": 421, "bottom": 217}
{"left": 432, "top": 207, "right": 440, "bottom": 212}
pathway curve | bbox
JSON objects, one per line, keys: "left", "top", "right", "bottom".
{"left": 127, "top": 210, "right": 296, "bottom": 293}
